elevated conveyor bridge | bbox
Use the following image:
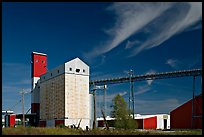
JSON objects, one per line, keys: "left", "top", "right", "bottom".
{"left": 90, "top": 68, "right": 202, "bottom": 85}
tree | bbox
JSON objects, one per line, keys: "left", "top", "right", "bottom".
{"left": 111, "top": 94, "right": 137, "bottom": 129}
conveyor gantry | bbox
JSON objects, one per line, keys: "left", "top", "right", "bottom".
{"left": 89, "top": 68, "right": 202, "bottom": 85}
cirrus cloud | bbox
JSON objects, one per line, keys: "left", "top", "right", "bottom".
{"left": 85, "top": 2, "right": 202, "bottom": 58}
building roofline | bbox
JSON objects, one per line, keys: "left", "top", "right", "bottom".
{"left": 32, "top": 52, "right": 47, "bottom": 56}
{"left": 170, "top": 93, "right": 202, "bottom": 113}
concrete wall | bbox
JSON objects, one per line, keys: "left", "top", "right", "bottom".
{"left": 40, "top": 74, "right": 65, "bottom": 120}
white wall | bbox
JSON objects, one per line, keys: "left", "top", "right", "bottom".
{"left": 31, "top": 77, "right": 40, "bottom": 103}
{"left": 156, "top": 114, "right": 170, "bottom": 130}
{"left": 157, "top": 115, "right": 164, "bottom": 129}
{"left": 65, "top": 119, "right": 90, "bottom": 130}
{"left": 65, "top": 58, "right": 89, "bottom": 76}
{"left": 89, "top": 94, "right": 94, "bottom": 129}
{"left": 39, "top": 57, "right": 91, "bottom": 129}
{"left": 40, "top": 64, "right": 65, "bottom": 83}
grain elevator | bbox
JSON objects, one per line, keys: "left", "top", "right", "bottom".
{"left": 31, "top": 52, "right": 93, "bottom": 129}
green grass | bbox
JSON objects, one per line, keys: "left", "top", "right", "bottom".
{"left": 2, "top": 127, "right": 202, "bottom": 135}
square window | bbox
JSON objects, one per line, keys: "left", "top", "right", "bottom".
{"left": 76, "top": 69, "right": 80, "bottom": 73}
{"left": 69, "top": 68, "right": 72, "bottom": 71}
{"left": 83, "top": 69, "right": 85, "bottom": 73}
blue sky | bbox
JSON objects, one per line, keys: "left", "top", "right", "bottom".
{"left": 2, "top": 2, "right": 202, "bottom": 117}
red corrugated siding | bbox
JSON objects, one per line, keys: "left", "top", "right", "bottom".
{"left": 31, "top": 103, "right": 40, "bottom": 114}
{"left": 9, "top": 115, "right": 16, "bottom": 127}
{"left": 170, "top": 94, "right": 202, "bottom": 129}
{"left": 32, "top": 53, "right": 47, "bottom": 77}
{"left": 39, "top": 121, "right": 46, "bottom": 127}
{"left": 55, "top": 120, "right": 64, "bottom": 127}
{"left": 98, "top": 120, "right": 104, "bottom": 127}
{"left": 143, "top": 116, "right": 157, "bottom": 129}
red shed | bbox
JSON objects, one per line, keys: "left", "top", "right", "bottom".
{"left": 55, "top": 120, "right": 64, "bottom": 127}
{"left": 143, "top": 116, "right": 157, "bottom": 129}
{"left": 4, "top": 114, "right": 16, "bottom": 127}
{"left": 170, "top": 94, "right": 202, "bottom": 129}
{"left": 39, "top": 120, "right": 46, "bottom": 127}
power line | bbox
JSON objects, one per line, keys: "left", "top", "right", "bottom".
{"left": 7, "top": 98, "right": 22, "bottom": 111}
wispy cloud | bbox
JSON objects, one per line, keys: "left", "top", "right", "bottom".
{"left": 96, "top": 91, "right": 127, "bottom": 104}
{"left": 85, "top": 2, "right": 202, "bottom": 58}
{"left": 90, "top": 71, "right": 124, "bottom": 81}
{"left": 165, "top": 58, "right": 188, "bottom": 69}
{"left": 135, "top": 85, "right": 151, "bottom": 95}
{"left": 135, "top": 98, "right": 180, "bottom": 114}
{"left": 2, "top": 62, "right": 31, "bottom": 91}
{"left": 96, "top": 91, "right": 127, "bottom": 116}
{"left": 97, "top": 97, "right": 180, "bottom": 116}
{"left": 2, "top": 62, "right": 31, "bottom": 113}
{"left": 125, "top": 40, "right": 141, "bottom": 49}
{"left": 91, "top": 55, "right": 106, "bottom": 69}
{"left": 165, "top": 59, "right": 179, "bottom": 69}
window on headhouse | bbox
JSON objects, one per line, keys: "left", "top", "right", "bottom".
{"left": 36, "top": 59, "right": 38, "bottom": 62}
{"left": 76, "top": 68, "right": 80, "bottom": 73}
{"left": 42, "top": 60, "right": 45, "bottom": 63}
{"left": 51, "top": 73, "right": 52, "bottom": 76}
{"left": 83, "top": 69, "right": 85, "bottom": 73}
{"left": 69, "top": 68, "right": 72, "bottom": 71}
{"left": 58, "top": 70, "right": 59, "bottom": 73}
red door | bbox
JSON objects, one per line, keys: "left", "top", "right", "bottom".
{"left": 143, "top": 116, "right": 157, "bottom": 129}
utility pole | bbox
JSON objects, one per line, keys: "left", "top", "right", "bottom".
{"left": 128, "top": 72, "right": 131, "bottom": 116}
{"left": 93, "top": 88, "right": 96, "bottom": 129}
{"left": 90, "top": 84, "right": 97, "bottom": 129}
{"left": 128, "top": 69, "right": 134, "bottom": 119}
{"left": 131, "top": 70, "right": 134, "bottom": 119}
{"left": 191, "top": 76, "right": 195, "bottom": 129}
{"left": 91, "top": 84, "right": 107, "bottom": 129}
{"left": 103, "top": 84, "right": 107, "bottom": 116}
{"left": 19, "top": 88, "right": 29, "bottom": 127}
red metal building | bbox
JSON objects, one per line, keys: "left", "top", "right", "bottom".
{"left": 170, "top": 94, "right": 202, "bottom": 129}
{"left": 143, "top": 116, "right": 157, "bottom": 129}
{"left": 4, "top": 114, "right": 16, "bottom": 127}
{"left": 31, "top": 52, "right": 47, "bottom": 126}
{"left": 97, "top": 114, "right": 170, "bottom": 130}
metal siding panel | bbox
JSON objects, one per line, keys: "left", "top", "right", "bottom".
{"left": 55, "top": 120, "right": 64, "bottom": 126}
{"left": 39, "top": 121, "right": 46, "bottom": 127}
{"left": 9, "top": 115, "right": 16, "bottom": 127}
{"left": 157, "top": 115, "right": 163, "bottom": 129}
{"left": 167, "top": 119, "right": 170, "bottom": 129}
{"left": 32, "top": 53, "right": 47, "bottom": 77}
{"left": 98, "top": 120, "right": 104, "bottom": 127}
{"left": 31, "top": 103, "right": 40, "bottom": 114}
{"left": 144, "top": 116, "right": 157, "bottom": 129}
{"left": 47, "top": 119, "right": 55, "bottom": 127}
{"left": 170, "top": 95, "right": 202, "bottom": 129}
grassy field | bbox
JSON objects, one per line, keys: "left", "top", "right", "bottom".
{"left": 2, "top": 127, "right": 202, "bottom": 135}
